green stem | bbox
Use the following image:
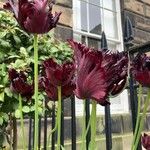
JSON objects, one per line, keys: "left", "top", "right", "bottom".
{"left": 19, "top": 94, "right": 26, "bottom": 150}
{"left": 131, "top": 85, "right": 142, "bottom": 149}
{"left": 133, "top": 89, "right": 150, "bottom": 150}
{"left": 90, "top": 100, "right": 97, "bottom": 150}
{"left": 33, "top": 34, "right": 39, "bottom": 150}
{"left": 81, "top": 100, "right": 86, "bottom": 150}
{"left": 47, "top": 103, "right": 58, "bottom": 149}
{"left": 57, "top": 86, "right": 62, "bottom": 150}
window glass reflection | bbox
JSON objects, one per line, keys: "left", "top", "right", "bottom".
{"left": 89, "top": 3, "right": 101, "bottom": 34}
{"left": 104, "top": 10, "right": 118, "bottom": 39}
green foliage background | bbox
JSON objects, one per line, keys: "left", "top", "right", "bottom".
{"left": 0, "top": 10, "right": 73, "bottom": 147}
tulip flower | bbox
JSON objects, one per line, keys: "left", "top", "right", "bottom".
{"left": 132, "top": 54, "right": 150, "bottom": 87}
{"left": 69, "top": 40, "right": 129, "bottom": 150}
{"left": 8, "top": 68, "right": 33, "bottom": 149}
{"left": 4, "top": 0, "right": 61, "bottom": 34}
{"left": 131, "top": 54, "right": 150, "bottom": 150}
{"left": 8, "top": 68, "right": 33, "bottom": 99}
{"left": 43, "top": 58, "right": 75, "bottom": 87}
{"left": 39, "top": 76, "right": 75, "bottom": 101}
{"left": 42, "top": 58, "right": 75, "bottom": 150}
{"left": 141, "top": 133, "right": 150, "bottom": 150}
{"left": 69, "top": 40, "right": 128, "bottom": 104}
{"left": 105, "top": 52, "right": 128, "bottom": 96}
{"left": 4, "top": 1, "right": 61, "bottom": 149}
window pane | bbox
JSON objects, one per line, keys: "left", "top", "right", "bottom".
{"left": 108, "top": 42, "right": 117, "bottom": 51}
{"left": 103, "top": 10, "right": 118, "bottom": 39}
{"left": 73, "top": 33, "right": 86, "bottom": 44}
{"left": 89, "top": 0, "right": 100, "bottom": 6}
{"left": 80, "top": 1, "right": 88, "bottom": 32}
{"left": 88, "top": 37, "right": 101, "bottom": 49}
{"left": 89, "top": 3, "right": 102, "bottom": 34}
{"left": 74, "top": 0, "right": 88, "bottom": 32}
{"left": 101, "top": 0, "right": 116, "bottom": 11}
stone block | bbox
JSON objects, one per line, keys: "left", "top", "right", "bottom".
{"left": 56, "top": 0, "right": 72, "bottom": 8}
{"left": 97, "top": 116, "right": 105, "bottom": 135}
{"left": 111, "top": 115, "right": 123, "bottom": 134}
{"left": 146, "top": 115, "right": 150, "bottom": 130}
{"left": 124, "top": 0, "right": 145, "bottom": 16}
{"left": 54, "top": 25, "right": 73, "bottom": 41}
{"left": 63, "top": 98, "right": 71, "bottom": 116}
{"left": 122, "top": 135, "right": 133, "bottom": 150}
{"left": 122, "top": 114, "right": 133, "bottom": 133}
{"left": 134, "top": 28, "right": 150, "bottom": 44}
{"left": 135, "top": 15, "right": 150, "bottom": 31}
{"left": 139, "top": 0, "right": 150, "bottom": 5}
{"left": 53, "top": 5, "right": 72, "bottom": 27}
{"left": 145, "top": 5, "right": 150, "bottom": 18}
{"left": 112, "top": 137, "right": 123, "bottom": 150}
{"left": 64, "top": 118, "right": 72, "bottom": 140}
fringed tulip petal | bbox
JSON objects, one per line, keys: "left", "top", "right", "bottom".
{"left": 4, "top": 0, "right": 61, "bottom": 34}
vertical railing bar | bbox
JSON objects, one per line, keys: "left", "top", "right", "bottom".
{"left": 100, "top": 31, "right": 112, "bottom": 150}
{"left": 128, "top": 56, "right": 141, "bottom": 150}
{"left": 105, "top": 104, "right": 112, "bottom": 150}
{"left": 129, "top": 59, "right": 138, "bottom": 131}
{"left": 28, "top": 118, "right": 32, "bottom": 150}
{"left": 32, "top": 118, "right": 35, "bottom": 150}
{"left": 51, "top": 102, "right": 56, "bottom": 150}
{"left": 38, "top": 116, "right": 41, "bottom": 149}
{"left": 85, "top": 99, "right": 91, "bottom": 150}
{"left": 71, "top": 96, "right": 76, "bottom": 150}
{"left": 44, "top": 110, "right": 47, "bottom": 150}
{"left": 124, "top": 16, "right": 141, "bottom": 150}
{"left": 61, "top": 99, "right": 64, "bottom": 147}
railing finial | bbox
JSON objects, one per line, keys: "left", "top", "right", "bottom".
{"left": 124, "top": 16, "right": 134, "bottom": 48}
{"left": 101, "top": 31, "right": 108, "bottom": 51}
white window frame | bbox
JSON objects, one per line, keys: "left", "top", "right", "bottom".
{"left": 73, "top": 0, "right": 129, "bottom": 115}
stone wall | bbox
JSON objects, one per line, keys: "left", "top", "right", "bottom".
{"left": 53, "top": 0, "right": 73, "bottom": 41}
{"left": 122, "top": 0, "right": 150, "bottom": 46}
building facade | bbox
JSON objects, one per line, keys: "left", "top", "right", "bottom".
{"left": 1, "top": 0, "right": 150, "bottom": 149}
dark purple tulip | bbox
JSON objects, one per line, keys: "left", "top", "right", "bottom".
{"left": 132, "top": 54, "right": 150, "bottom": 87}
{"left": 75, "top": 51, "right": 109, "bottom": 105}
{"left": 43, "top": 58, "right": 75, "bottom": 87}
{"left": 141, "top": 133, "right": 150, "bottom": 150}
{"left": 104, "top": 52, "right": 128, "bottom": 96}
{"left": 8, "top": 69, "right": 33, "bottom": 99}
{"left": 69, "top": 40, "right": 110, "bottom": 105}
{"left": 69, "top": 40, "right": 128, "bottom": 105}
{"left": 39, "top": 76, "right": 75, "bottom": 101}
{"left": 4, "top": 0, "right": 61, "bottom": 34}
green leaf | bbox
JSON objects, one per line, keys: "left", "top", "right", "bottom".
{"left": 4, "top": 88, "right": 13, "bottom": 97}
{"left": 51, "top": 47, "right": 59, "bottom": 53}
{"left": 20, "top": 47, "right": 28, "bottom": 57}
{"left": 2, "top": 113, "right": 9, "bottom": 122}
{"left": 13, "top": 35, "right": 21, "bottom": 44}
{"left": 0, "top": 117, "right": 3, "bottom": 125}
{"left": 61, "top": 146, "right": 65, "bottom": 150}
{"left": 0, "top": 92, "right": 4, "bottom": 102}
{"left": 38, "top": 107, "right": 43, "bottom": 114}
{"left": 30, "top": 106, "right": 35, "bottom": 112}
{"left": 22, "top": 106, "right": 30, "bottom": 113}
{"left": 15, "top": 109, "right": 21, "bottom": 119}
{"left": 0, "top": 32, "right": 7, "bottom": 38}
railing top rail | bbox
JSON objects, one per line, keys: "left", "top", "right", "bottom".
{"left": 129, "top": 41, "right": 150, "bottom": 55}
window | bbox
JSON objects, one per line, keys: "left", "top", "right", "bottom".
{"left": 73, "top": 0, "right": 129, "bottom": 114}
